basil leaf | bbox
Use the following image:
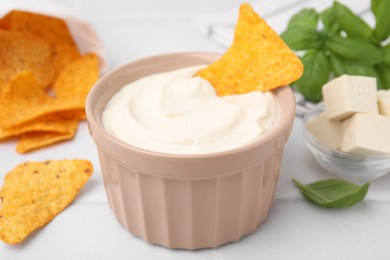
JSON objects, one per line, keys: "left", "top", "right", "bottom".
{"left": 325, "top": 36, "right": 383, "bottom": 66}
{"left": 371, "top": 0, "right": 381, "bottom": 17}
{"left": 372, "top": 0, "right": 390, "bottom": 41}
{"left": 329, "top": 54, "right": 347, "bottom": 77}
{"left": 287, "top": 8, "right": 318, "bottom": 30}
{"left": 294, "top": 50, "right": 330, "bottom": 103}
{"left": 333, "top": 1, "right": 372, "bottom": 39}
{"left": 329, "top": 54, "right": 379, "bottom": 86}
{"left": 345, "top": 62, "right": 379, "bottom": 78}
{"left": 321, "top": 6, "right": 340, "bottom": 36}
{"left": 383, "top": 43, "right": 390, "bottom": 66}
{"left": 281, "top": 27, "right": 320, "bottom": 50}
{"left": 292, "top": 179, "right": 370, "bottom": 208}
{"left": 376, "top": 63, "right": 390, "bottom": 90}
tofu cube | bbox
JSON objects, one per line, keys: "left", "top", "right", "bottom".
{"left": 341, "top": 113, "right": 390, "bottom": 155}
{"left": 322, "top": 75, "right": 378, "bottom": 121}
{"left": 377, "top": 90, "right": 390, "bottom": 117}
{"left": 306, "top": 112, "right": 342, "bottom": 149}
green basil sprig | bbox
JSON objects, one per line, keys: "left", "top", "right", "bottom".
{"left": 282, "top": 0, "right": 390, "bottom": 102}
{"left": 345, "top": 62, "right": 379, "bottom": 80}
{"left": 294, "top": 50, "right": 330, "bottom": 102}
{"left": 376, "top": 63, "right": 390, "bottom": 89}
{"left": 281, "top": 9, "right": 322, "bottom": 51}
{"left": 384, "top": 43, "right": 390, "bottom": 65}
{"left": 325, "top": 36, "right": 383, "bottom": 66}
{"left": 281, "top": 27, "right": 320, "bottom": 51}
{"left": 286, "top": 8, "right": 318, "bottom": 30}
{"left": 321, "top": 7, "right": 338, "bottom": 34}
{"left": 371, "top": 0, "right": 381, "bottom": 15}
{"left": 329, "top": 54, "right": 346, "bottom": 77}
{"left": 372, "top": 0, "right": 390, "bottom": 42}
{"left": 329, "top": 54, "right": 379, "bottom": 83}
{"left": 333, "top": 1, "right": 372, "bottom": 39}
{"left": 292, "top": 178, "right": 370, "bottom": 208}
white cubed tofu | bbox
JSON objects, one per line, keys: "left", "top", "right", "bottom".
{"left": 322, "top": 75, "right": 378, "bottom": 121}
{"left": 341, "top": 113, "right": 390, "bottom": 155}
{"left": 306, "top": 112, "right": 342, "bottom": 149}
{"left": 377, "top": 90, "right": 390, "bottom": 117}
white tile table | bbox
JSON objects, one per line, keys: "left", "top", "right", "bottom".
{"left": 1, "top": 0, "right": 389, "bottom": 259}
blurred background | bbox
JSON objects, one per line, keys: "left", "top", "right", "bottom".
{"left": 54, "top": 0, "right": 372, "bottom": 71}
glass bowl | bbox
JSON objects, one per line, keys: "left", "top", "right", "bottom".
{"left": 303, "top": 102, "right": 390, "bottom": 181}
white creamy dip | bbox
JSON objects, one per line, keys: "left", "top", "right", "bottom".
{"left": 102, "top": 66, "right": 280, "bottom": 154}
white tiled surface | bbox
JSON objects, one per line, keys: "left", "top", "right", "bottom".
{"left": 1, "top": 0, "right": 390, "bottom": 259}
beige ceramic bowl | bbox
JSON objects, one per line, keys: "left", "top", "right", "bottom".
{"left": 86, "top": 52, "right": 295, "bottom": 249}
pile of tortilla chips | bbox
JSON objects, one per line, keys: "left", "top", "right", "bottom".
{"left": 0, "top": 159, "right": 93, "bottom": 244}
{"left": 196, "top": 3, "right": 303, "bottom": 95}
{"left": 0, "top": 10, "right": 99, "bottom": 153}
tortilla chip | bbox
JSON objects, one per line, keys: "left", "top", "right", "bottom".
{"left": 0, "top": 54, "right": 97, "bottom": 128}
{"left": 0, "top": 69, "right": 12, "bottom": 96}
{"left": 0, "top": 30, "right": 55, "bottom": 88}
{"left": 0, "top": 11, "right": 76, "bottom": 46}
{"left": 53, "top": 53, "right": 99, "bottom": 107}
{"left": 0, "top": 159, "right": 93, "bottom": 244}
{"left": 0, "top": 116, "right": 78, "bottom": 141}
{"left": 0, "top": 11, "right": 81, "bottom": 74}
{"left": 0, "top": 71, "right": 56, "bottom": 129}
{"left": 196, "top": 3, "right": 303, "bottom": 95}
{"left": 16, "top": 124, "right": 78, "bottom": 154}
{"left": 58, "top": 109, "right": 87, "bottom": 121}
{"left": 0, "top": 11, "right": 98, "bottom": 152}
{"left": 52, "top": 43, "right": 81, "bottom": 74}
{"left": 0, "top": 16, "right": 7, "bottom": 29}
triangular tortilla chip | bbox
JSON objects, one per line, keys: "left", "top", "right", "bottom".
{"left": 196, "top": 3, "right": 303, "bottom": 95}
{"left": 0, "top": 10, "right": 76, "bottom": 46}
{"left": 16, "top": 124, "right": 78, "bottom": 154}
{"left": 0, "top": 71, "right": 56, "bottom": 129}
{"left": 0, "top": 30, "right": 55, "bottom": 88}
{"left": 0, "top": 160, "right": 93, "bottom": 244}
{"left": 51, "top": 43, "right": 81, "bottom": 74}
{"left": 0, "top": 11, "right": 98, "bottom": 153}
{"left": 0, "top": 54, "right": 98, "bottom": 129}
{"left": 0, "top": 11, "right": 81, "bottom": 74}
{"left": 0, "top": 116, "right": 78, "bottom": 141}
{"left": 53, "top": 53, "right": 99, "bottom": 108}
